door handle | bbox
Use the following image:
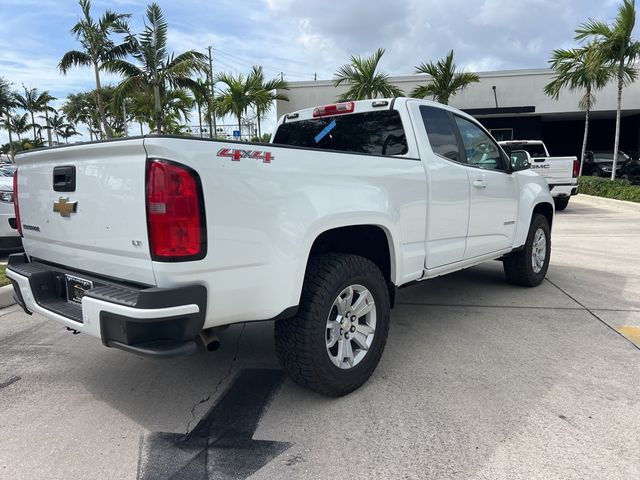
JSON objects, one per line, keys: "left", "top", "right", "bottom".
{"left": 473, "top": 179, "right": 487, "bottom": 189}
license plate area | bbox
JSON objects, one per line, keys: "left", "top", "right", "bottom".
{"left": 65, "top": 274, "right": 93, "bottom": 304}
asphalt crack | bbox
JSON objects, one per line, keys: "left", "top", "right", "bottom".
{"left": 0, "top": 375, "right": 21, "bottom": 389}
{"left": 185, "top": 323, "right": 246, "bottom": 435}
{"left": 545, "top": 277, "right": 640, "bottom": 351}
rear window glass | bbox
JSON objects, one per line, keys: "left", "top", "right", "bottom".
{"left": 501, "top": 143, "right": 547, "bottom": 158}
{"left": 273, "top": 110, "right": 408, "bottom": 157}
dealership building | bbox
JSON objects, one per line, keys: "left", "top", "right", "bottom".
{"left": 276, "top": 68, "right": 640, "bottom": 157}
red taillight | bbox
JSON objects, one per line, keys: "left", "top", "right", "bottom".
{"left": 573, "top": 159, "right": 580, "bottom": 178}
{"left": 312, "top": 101, "right": 355, "bottom": 118}
{"left": 146, "top": 160, "right": 206, "bottom": 260}
{"left": 13, "top": 169, "right": 22, "bottom": 237}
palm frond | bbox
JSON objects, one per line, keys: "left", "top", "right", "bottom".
{"left": 58, "top": 50, "right": 92, "bottom": 74}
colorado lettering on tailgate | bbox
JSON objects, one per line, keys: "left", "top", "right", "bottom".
{"left": 217, "top": 148, "right": 274, "bottom": 163}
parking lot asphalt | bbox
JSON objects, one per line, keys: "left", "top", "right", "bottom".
{"left": 0, "top": 194, "right": 639, "bottom": 480}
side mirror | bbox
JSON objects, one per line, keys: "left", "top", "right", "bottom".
{"left": 510, "top": 150, "right": 531, "bottom": 172}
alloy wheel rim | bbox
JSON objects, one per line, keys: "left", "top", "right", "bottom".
{"left": 531, "top": 227, "right": 547, "bottom": 274}
{"left": 325, "top": 284, "right": 376, "bottom": 369}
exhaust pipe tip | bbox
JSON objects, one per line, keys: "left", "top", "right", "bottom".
{"left": 199, "top": 329, "right": 221, "bottom": 352}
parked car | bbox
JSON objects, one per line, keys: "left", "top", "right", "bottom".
{"left": 0, "top": 175, "right": 22, "bottom": 252}
{"left": 499, "top": 140, "right": 579, "bottom": 211}
{"left": 620, "top": 158, "right": 640, "bottom": 184}
{"left": 582, "top": 151, "right": 628, "bottom": 177}
{"left": 7, "top": 98, "right": 553, "bottom": 396}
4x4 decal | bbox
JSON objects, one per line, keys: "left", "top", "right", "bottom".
{"left": 217, "top": 148, "right": 274, "bottom": 163}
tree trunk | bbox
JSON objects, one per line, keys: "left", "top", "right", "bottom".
{"left": 93, "top": 62, "right": 112, "bottom": 139}
{"left": 154, "top": 84, "right": 162, "bottom": 135}
{"left": 238, "top": 114, "right": 242, "bottom": 140}
{"left": 197, "top": 101, "right": 203, "bottom": 138}
{"left": 579, "top": 87, "right": 591, "bottom": 177}
{"left": 611, "top": 64, "right": 624, "bottom": 181}
{"left": 139, "top": 121, "right": 143, "bottom": 136}
{"left": 30, "top": 111, "right": 37, "bottom": 142}
{"left": 207, "top": 104, "right": 213, "bottom": 139}
{"left": 44, "top": 109, "right": 52, "bottom": 146}
{"left": 6, "top": 110, "right": 15, "bottom": 162}
{"left": 257, "top": 106, "right": 261, "bottom": 138}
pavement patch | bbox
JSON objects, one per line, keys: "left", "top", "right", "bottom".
{"left": 137, "top": 368, "right": 291, "bottom": 480}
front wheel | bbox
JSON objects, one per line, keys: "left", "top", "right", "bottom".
{"left": 554, "top": 197, "right": 570, "bottom": 211}
{"left": 503, "top": 214, "right": 551, "bottom": 287}
{"left": 274, "top": 254, "right": 390, "bottom": 396}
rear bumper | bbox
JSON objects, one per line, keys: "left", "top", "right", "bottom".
{"left": 549, "top": 184, "right": 578, "bottom": 197}
{"left": 6, "top": 253, "right": 206, "bottom": 358}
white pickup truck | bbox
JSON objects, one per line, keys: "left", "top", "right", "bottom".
{"left": 498, "top": 140, "right": 580, "bottom": 210}
{"left": 498, "top": 140, "right": 579, "bottom": 211}
{"left": 7, "top": 98, "right": 553, "bottom": 396}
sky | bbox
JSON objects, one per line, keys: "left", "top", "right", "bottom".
{"left": 0, "top": 0, "right": 627, "bottom": 144}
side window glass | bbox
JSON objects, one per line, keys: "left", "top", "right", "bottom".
{"left": 454, "top": 116, "right": 507, "bottom": 171}
{"left": 419, "top": 106, "right": 463, "bottom": 163}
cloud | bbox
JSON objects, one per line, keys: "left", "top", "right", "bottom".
{"left": 0, "top": 0, "right": 625, "bottom": 144}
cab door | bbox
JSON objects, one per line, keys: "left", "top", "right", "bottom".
{"left": 407, "top": 101, "right": 470, "bottom": 269}
{"left": 452, "top": 115, "right": 519, "bottom": 258}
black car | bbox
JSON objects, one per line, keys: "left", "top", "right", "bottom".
{"left": 582, "top": 151, "right": 628, "bottom": 177}
{"left": 620, "top": 158, "right": 640, "bottom": 184}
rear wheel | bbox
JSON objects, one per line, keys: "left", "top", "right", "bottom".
{"left": 592, "top": 171, "right": 600, "bottom": 177}
{"left": 553, "top": 197, "right": 569, "bottom": 211}
{"left": 503, "top": 214, "right": 551, "bottom": 287}
{"left": 274, "top": 254, "right": 390, "bottom": 396}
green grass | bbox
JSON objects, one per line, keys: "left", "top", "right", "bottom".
{"left": 578, "top": 176, "right": 640, "bottom": 203}
{"left": 0, "top": 264, "right": 8, "bottom": 287}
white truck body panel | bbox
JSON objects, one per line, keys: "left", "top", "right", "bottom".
{"left": 16, "top": 139, "right": 155, "bottom": 285}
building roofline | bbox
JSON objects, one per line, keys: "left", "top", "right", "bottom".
{"left": 284, "top": 67, "right": 554, "bottom": 88}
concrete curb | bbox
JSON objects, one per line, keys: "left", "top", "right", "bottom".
{"left": 576, "top": 194, "right": 640, "bottom": 213}
{"left": 0, "top": 284, "right": 15, "bottom": 309}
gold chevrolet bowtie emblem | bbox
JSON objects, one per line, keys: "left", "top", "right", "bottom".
{"left": 53, "top": 197, "right": 78, "bottom": 217}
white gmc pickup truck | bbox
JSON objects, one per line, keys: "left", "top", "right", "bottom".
{"left": 7, "top": 98, "right": 553, "bottom": 396}
{"left": 498, "top": 140, "right": 579, "bottom": 211}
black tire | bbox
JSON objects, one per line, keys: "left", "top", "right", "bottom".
{"left": 553, "top": 197, "right": 569, "bottom": 211}
{"left": 274, "top": 254, "right": 390, "bottom": 396}
{"left": 503, "top": 214, "right": 551, "bottom": 287}
{"left": 592, "top": 171, "right": 600, "bottom": 177}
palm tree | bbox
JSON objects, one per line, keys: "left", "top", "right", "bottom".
{"left": 107, "top": 3, "right": 207, "bottom": 134}
{"left": 333, "top": 48, "right": 404, "bottom": 101}
{"left": 544, "top": 45, "right": 619, "bottom": 176}
{"left": 62, "top": 91, "right": 96, "bottom": 140}
{"left": 411, "top": 50, "right": 480, "bottom": 105}
{"left": 576, "top": 0, "right": 640, "bottom": 179}
{"left": 0, "top": 77, "right": 17, "bottom": 161}
{"left": 60, "top": 124, "right": 80, "bottom": 144}
{"left": 7, "top": 113, "right": 30, "bottom": 142}
{"left": 49, "top": 112, "right": 73, "bottom": 144}
{"left": 15, "top": 87, "right": 56, "bottom": 143}
{"left": 215, "top": 72, "right": 258, "bottom": 136}
{"left": 248, "top": 66, "right": 289, "bottom": 138}
{"left": 59, "top": 0, "right": 130, "bottom": 139}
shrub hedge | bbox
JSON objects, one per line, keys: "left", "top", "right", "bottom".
{"left": 578, "top": 176, "right": 640, "bottom": 203}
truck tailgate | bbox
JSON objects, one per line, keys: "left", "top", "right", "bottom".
{"left": 16, "top": 139, "right": 155, "bottom": 285}
{"left": 529, "top": 156, "right": 576, "bottom": 185}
